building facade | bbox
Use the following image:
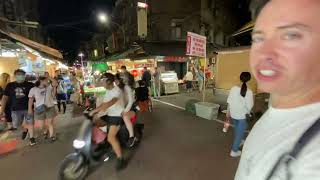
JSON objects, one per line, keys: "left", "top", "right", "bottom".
{"left": 0, "top": 0, "right": 46, "bottom": 44}
{"left": 106, "top": 0, "right": 250, "bottom": 51}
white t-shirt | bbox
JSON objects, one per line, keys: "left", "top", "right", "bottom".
{"left": 235, "top": 103, "right": 320, "bottom": 180}
{"left": 28, "top": 86, "right": 55, "bottom": 108}
{"left": 123, "top": 85, "right": 134, "bottom": 113}
{"left": 102, "top": 86, "right": 124, "bottom": 117}
{"left": 227, "top": 86, "right": 254, "bottom": 119}
{"left": 185, "top": 72, "right": 193, "bottom": 81}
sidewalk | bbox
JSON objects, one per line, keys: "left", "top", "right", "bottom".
{"left": 0, "top": 105, "right": 84, "bottom": 156}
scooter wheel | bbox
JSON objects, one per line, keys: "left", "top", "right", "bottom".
{"left": 58, "top": 154, "right": 88, "bottom": 180}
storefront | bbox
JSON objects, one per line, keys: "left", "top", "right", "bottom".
{"left": 0, "top": 29, "right": 64, "bottom": 78}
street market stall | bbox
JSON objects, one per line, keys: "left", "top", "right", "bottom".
{"left": 0, "top": 29, "right": 65, "bottom": 78}
{"left": 160, "top": 71, "right": 179, "bottom": 95}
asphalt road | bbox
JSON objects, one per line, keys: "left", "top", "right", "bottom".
{"left": 0, "top": 101, "right": 239, "bottom": 180}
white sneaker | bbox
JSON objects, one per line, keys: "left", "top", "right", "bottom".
{"left": 230, "top": 150, "right": 242, "bottom": 157}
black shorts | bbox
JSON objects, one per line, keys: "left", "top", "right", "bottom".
{"left": 57, "top": 93, "right": 67, "bottom": 101}
{"left": 101, "top": 116, "right": 123, "bottom": 126}
{"left": 5, "top": 106, "right": 12, "bottom": 122}
{"left": 186, "top": 81, "right": 193, "bottom": 89}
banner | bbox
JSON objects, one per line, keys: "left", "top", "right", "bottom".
{"left": 186, "top": 32, "right": 206, "bottom": 57}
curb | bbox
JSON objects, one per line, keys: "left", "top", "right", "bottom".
{"left": 0, "top": 115, "right": 84, "bottom": 156}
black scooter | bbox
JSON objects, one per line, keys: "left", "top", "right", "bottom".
{"left": 58, "top": 109, "right": 144, "bottom": 180}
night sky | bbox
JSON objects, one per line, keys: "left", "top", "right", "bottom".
{"left": 38, "top": 0, "right": 251, "bottom": 64}
{"left": 39, "top": 0, "right": 115, "bottom": 64}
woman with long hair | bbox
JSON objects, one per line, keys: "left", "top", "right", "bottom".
{"left": 28, "top": 76, "right": 58, "bottom": 143}
{"left": 0, "top": 73, "right": 13, "bottom": 130}
{"left": 115, "top": 73, "right": 137, "bottom": 148}
{"left": 227, "top": 72, "right": 254, "bottom": 157}
{"left": 90, "top": 73, "right": 127, "bottom": 170}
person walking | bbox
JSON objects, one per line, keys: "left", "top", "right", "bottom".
{"left": 184, "top": 68, "right": 194, "bottom": 93}
{"left": 56, "top": 75, "right": 67, "bottom": 113}
{"left": 235, "top": 0, "right": 320, "bottom": 179}
{"left": 70, "top": 73, "right": 81, "bottom": 105}
{"left": 153, "top": 67, "right": 161, "bottom": 98}
{"left": 194, "top": 67, "right": 204, "bottom": 92}
{"left": 142, "top": 67, "right": 152, "bottom": 89}
{"left": 0, "top": 69, "right": 35, "bottom": 146}
{"left": 226, "top": 72, "right": 254, "bottom": 157}
{"left": 28, "top": 76, "right": 58, "bottom": 142}
{"left": 0, "top": 73, "right": 13, "bottom": 130}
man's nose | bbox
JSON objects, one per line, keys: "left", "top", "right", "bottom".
{"left": 255, "top": 38, "right": 278, "bottom": 62}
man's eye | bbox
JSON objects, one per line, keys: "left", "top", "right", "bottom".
{"left": 251, "top": 36, "right": 264, "bottom": 43}
{"left": 282, "top": 32, "right": 302, "bottom": 40}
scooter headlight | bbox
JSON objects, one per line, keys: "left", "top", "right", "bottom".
{"left": 73, "top": 139, "right": 86, "bottom": 149}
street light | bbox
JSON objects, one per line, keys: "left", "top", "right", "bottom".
{"left": 98, "top": 13, "right": 108, "bottom": 23}
{"left": 78, "top": 52, "right": 85, "bottom": 77}
{"left": 97, "top": 13, "right": 126, "bottom": 47}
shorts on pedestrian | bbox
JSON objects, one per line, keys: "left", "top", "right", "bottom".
{"left": 5, "top": 106, "right": 12, "bottom": 122}
{"left": 186, "top": 81, "right": 192, "bottom": 89}
{"left": 57, "top": 93, "right": 67, "bottom": 102}
{"left": 34, "top": 106, "right": 57, "bottom": 120}
{"left": 11, "top": 110, "right": 33, "bottom": 128}
{"left": 101, "top": 115, "right": 123, "bottom": 126}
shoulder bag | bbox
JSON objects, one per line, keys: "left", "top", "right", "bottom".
{"left": 35, "top": 88, "right": 47, "bottom": 114}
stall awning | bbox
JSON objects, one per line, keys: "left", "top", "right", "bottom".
{"left": 131, "top": 41, "right": 222, "bottom": 59}
{"left": 102, "top": 46, "right": 141, "bottom": 62}
{"left": 232, "top": 21, "right": 255, "bottom": 37}
{"left": 0, "top": 29, "right": 63, "bottom": 59}
{"left": 140, "top": 41, "right": 187, "bottom": 57}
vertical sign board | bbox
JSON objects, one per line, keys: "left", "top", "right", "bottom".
{"left": 137, "top": 3, "right": 148, "bottom": 39}
{"left": 186, "top": 32, "right": 207, "bottom": 101}
{"left": 186, "top": 32, "right": 206, "bottom": 57}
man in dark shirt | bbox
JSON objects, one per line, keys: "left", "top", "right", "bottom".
{"left": 142, "top": 67, "right": 152, "bottom": 88}
{"left": 0, "top": 69, "right": 35, "bottom": 146}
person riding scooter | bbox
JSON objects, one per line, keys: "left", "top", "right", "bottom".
{"left": 90, "top": 73, "right": 127, "bottom": 171}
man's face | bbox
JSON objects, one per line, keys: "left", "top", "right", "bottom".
{"left": 15, "top": 72, "right": 26, "bottom": 83}
{"left": 250, "top": 0, "right": 320, "bottom": 95}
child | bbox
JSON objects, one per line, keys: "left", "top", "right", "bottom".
{"left": 135, "top": 80, "right": 149, "bottom": 112}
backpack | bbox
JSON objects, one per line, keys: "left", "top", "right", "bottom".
{"left": 57, "top": 80, "right": 65, "bottom": 94}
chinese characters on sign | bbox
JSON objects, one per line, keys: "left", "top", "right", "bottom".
{"left": 186, "top": 32, "right": 206, "bottom": 57}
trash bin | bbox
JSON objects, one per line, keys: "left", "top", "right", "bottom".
{"left": 195, "top": 102, "right": 220, "bottom": 120}
{"left": 185, "top": 99, "right": 201, "bottom": 115}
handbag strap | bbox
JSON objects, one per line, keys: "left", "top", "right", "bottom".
{"left": 266, "top": 117, "right": 320, "bottom": 180}
{"left": 42, "top": 87, "right": 47, "bottom": 105}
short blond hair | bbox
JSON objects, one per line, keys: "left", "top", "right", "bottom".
{"left": 0, "top": 73, "right": 10, "bottom": 89}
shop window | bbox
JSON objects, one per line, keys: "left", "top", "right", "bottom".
{"left": 171, "top": 19, "right": 183, "bottom": 40}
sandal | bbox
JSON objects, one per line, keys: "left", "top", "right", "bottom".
{"left": 50, "top": 136, "right": 56, "bottom": 143}
{"left": 43, "top": 131, "right": 48, "bottom": 139}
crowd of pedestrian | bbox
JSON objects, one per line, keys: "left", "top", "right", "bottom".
{"left": 0, "top": 69, "right": 81, "bottom": 146}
